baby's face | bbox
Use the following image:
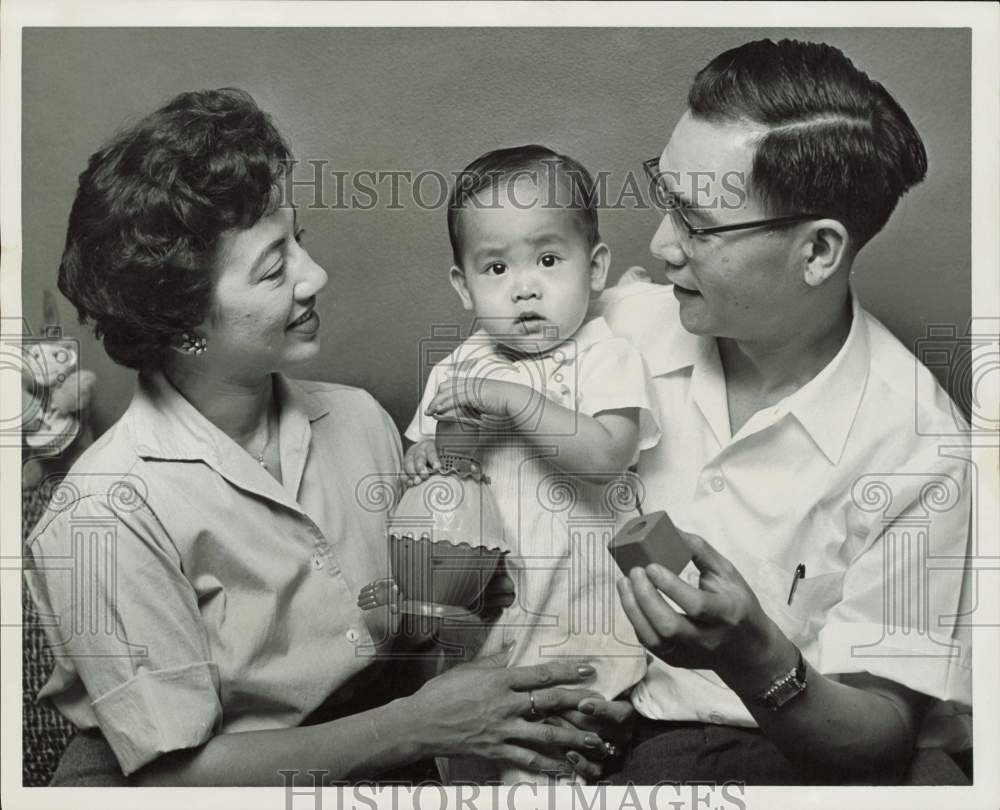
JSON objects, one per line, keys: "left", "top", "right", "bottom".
{"left": 451, "top": 178, "right": 606, "bottom": 354}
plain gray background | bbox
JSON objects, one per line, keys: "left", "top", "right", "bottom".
{"left": 21, "top": 27, "right": 971, "bottom": 434}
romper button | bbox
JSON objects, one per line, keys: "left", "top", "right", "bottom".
{"left": 346, "top": 628, "right": 360, "bottom": 642}
{"left": 710, "top": 476, "right": 725, "bottom": 492}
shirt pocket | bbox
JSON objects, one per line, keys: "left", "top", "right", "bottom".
{"left": 748, "top": 557, "right": 845, "bottom": 644}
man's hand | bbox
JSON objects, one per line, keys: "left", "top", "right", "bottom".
{"left": 616, "top": 530, "right": 797, "bottom": 696}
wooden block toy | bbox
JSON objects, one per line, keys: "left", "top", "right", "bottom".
{"left": 608, "top": 510, "right": 693, "bottom": 577}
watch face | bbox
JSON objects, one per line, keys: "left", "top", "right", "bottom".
{"left": 769, "top": 677, "right": 806, "bottom": 709}
{"left": 760, "top": 651, "right": 807, "bottom": 710}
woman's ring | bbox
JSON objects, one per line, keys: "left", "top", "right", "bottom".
{"left": 527, "top": 690, "right": 543, "bottom": 721}
{"left": 604, "top": 741, "right": 618, "bottom": 758}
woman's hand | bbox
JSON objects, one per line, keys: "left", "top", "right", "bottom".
{"left": 403, "top": 439, "right": 440, "bottom": 485}
{"left": 405, "top": 648, "right": 608, "bottom": 777}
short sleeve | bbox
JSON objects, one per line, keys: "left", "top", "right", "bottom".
{"left": 24, "top": 489, "right": 223, "bottom": 776}
{"left": 577, "top": 336, "right": 661, "bottom": 454}
{"left": 814, "top": 455, "right": 972, "bottom": 712}
{"left": 404, "top": 360, "right": 448, "bottom": 443}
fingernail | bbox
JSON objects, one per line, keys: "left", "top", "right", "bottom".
{"left": 577, "top": 664, "right": 595, "bottom": 678}
{"left": 584, "top": 735, "right": 602, "bottom": 749}
{"left": 566, "top": 751, "right": 583, "bottom": 766}
{"left": 579, "top": 700, "right": 596, "bottom": 715}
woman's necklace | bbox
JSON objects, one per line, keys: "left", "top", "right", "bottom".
{"left": 251, "top": 403, "right": 275, "bottom": 469}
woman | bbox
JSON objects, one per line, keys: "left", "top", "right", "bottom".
{"left": 24, "top": 88, "right": 630, "bottom": 786}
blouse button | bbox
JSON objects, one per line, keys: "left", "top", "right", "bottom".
{"left": 710, "top": 476, "right": 725, "bottom": 493}
{"left": 311, "top": 554, "right": 324, "bottom": 571}
{"left": 346, "top": 628, "right": 360, "bottom": 642}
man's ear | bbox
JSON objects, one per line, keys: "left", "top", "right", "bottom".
{"left": 589, "top": 242, "right": 611, "bottom": 293}
{"left": 449, "top": 265, "right": 474, "bottom": 310}
{"left": 802, "top": 220, "right": 850, "bottom": 287}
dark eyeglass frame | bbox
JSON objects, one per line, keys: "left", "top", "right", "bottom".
{"left": 642, "top": 157, "right": 831, "bottom": 236}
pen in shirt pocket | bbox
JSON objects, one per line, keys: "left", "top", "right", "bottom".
{"left": 787, "top": 563, "right": 806, "bottom": 605}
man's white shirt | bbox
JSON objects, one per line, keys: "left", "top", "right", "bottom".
{"left": 593, "top": 278, "right": 972, "bottom": 746}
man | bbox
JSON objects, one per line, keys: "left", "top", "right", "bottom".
{"left": 598, "top": 39, "right": 972, "bottom": 784}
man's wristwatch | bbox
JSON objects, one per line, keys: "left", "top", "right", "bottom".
{"left": 754, "top": 647, "right": 807, "bottom": 711}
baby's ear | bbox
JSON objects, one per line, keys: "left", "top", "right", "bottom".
{"left": 589, "top": 242, "right": 611, "bottom": 293}
{"left": 449, "top": 265, "right": 474, "bottom": 311}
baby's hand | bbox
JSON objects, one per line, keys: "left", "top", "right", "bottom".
{"left": 403, "top": 439, "right": 441, "bottom": 485}
{"left": 426, "top": 377, "right": 536, "bottom": 427}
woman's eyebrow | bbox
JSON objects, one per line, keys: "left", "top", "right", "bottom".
{"left": 249, "top": 235, "right": 287, "bottom": 277}
{"left": 249, "top": 208, "right": 298, "bottom": 277}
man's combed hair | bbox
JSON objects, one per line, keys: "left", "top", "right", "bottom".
{"left": 447, "top": 145, "right": 600, "bottom": 266}
{"left": 58, "top": 87, "right": 291, "bottom": 371}
{"left": 689, "top": 38, "right": 928, "bottom": 249}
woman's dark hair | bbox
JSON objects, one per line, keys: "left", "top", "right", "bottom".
{"left": 58, "top": 87, "right": 291, "bottom": 370}
{"left": 447, "top": 145, "right": 600, "bottom": 267}
{"left": 688, "top": 39, "right": 927, "bottom": 249}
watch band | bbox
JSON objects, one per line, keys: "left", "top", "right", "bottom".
{"left": 755, "top": 647, "right": 807, "bottom": 711}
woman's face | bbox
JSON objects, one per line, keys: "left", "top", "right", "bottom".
{"left": 197, "top": 204, "right": 328, "bottom": 380}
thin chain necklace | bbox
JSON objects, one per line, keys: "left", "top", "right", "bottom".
{"left": 252, "top": 402, "right": 275, "bottom": 469}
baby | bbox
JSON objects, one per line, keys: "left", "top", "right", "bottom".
{"left": 404, "top": 146, "right": 659, "bottom": 785}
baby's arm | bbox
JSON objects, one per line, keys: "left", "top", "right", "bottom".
{"left": 403, "top": 356, "right": 452, "bottom": 485}
{"left": 426, "top": 377, "right": 639, "bottom": 476}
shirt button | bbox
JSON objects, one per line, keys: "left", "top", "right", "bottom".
{"left": 708, "top": 711, "right": 724, "bottom": 724}
{"left": 710, "top": 476, "right": 725, "bottom": 492}
{"left": 346, "top": 628, "right": 360, "bottom": 642}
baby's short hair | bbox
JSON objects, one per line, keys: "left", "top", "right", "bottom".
{"left": 447, "top": 145, "right": 600, "bottom": 267}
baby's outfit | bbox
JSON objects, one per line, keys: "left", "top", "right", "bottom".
{"left": 405, "top": 316, "right": 660, "bottom": 785}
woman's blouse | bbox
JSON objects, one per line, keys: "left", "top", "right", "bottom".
{"left": 25, "top": 371, "right": 404, "bottom": 775}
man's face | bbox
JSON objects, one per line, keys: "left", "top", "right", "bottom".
{"left": 651, "top": 111, "right": 808, "bottom": 343}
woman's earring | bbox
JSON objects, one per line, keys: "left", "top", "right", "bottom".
{"left": 178, "top": 333, "right": 208, "bottom": 355}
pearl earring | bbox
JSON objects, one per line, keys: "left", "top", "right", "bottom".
{"left": 179, "top": 333, "right": 207, "bottom": 355}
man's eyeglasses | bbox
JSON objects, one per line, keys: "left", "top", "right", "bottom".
{"left": 642, "top": 157, "right": 830, "bottom": 257}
